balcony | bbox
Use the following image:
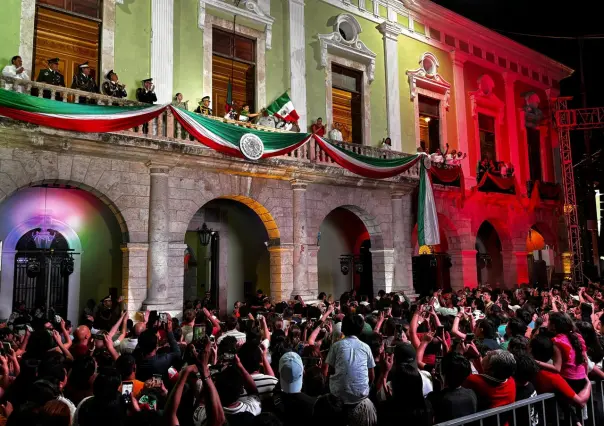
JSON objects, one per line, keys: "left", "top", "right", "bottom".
{"left": 0, "top": 76, "right": 420, "bottom": 186}
{"left": 527, "top": 180, "right": 562, "bottom": 201}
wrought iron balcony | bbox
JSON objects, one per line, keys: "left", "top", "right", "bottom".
{"left": 0, "top": 76, "right": 421, "bottom": 182}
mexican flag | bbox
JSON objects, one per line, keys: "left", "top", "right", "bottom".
{"left": 266, "top": 92, "right": 299, "bottom": 122}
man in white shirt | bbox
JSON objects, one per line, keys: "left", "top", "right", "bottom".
{"left": 119, "top": 322, "right": 145, "bottom": 354}
{"left": 216, "top": 316, "right": 247, "bottom": 345}
{"left": 329, "top": 122, "right": 343, "bottom": 141}
{"left": 2, "top": 55, "right": 30, "bottom": 92}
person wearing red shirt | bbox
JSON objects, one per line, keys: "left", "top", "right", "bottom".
{"left": 311, "top": 118, "right": 326, "bottom": 136}
{"left": 463, "top": 350, "right": 516, "bottom": 410}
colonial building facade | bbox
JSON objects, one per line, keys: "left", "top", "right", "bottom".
{"left": 0, "top": 0, "right": 571, "bottom": 322}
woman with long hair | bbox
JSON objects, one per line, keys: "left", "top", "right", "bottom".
{"left": 538, "top": 313, "right": 588, "bottom": 393}
{"left": 575, "top": 321, "right": 604, "bottom": 365}
{"left": 379, "top": 363, "right": 433, "bottom": 426}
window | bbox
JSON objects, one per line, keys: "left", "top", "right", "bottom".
{"left": 33, "top": 5, "right": 101, "bottom": 88}
{"left": 478, "top": 113, "right": 496, "bottom": 161}
{"left": 418, "top": 95, "right": 441, "bottom": 153}
{"left": 331, "top": 64, "right": 363, "bottom": 143}
{"left": 37, "top": 0, "right": 102, "bottom": 19}
{"left": 211, "top": 29, "right": 256, "bottom": 115}
{"left": 527, "top": 128, "right": 542, "bottom": 181}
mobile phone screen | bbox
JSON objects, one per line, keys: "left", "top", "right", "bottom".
{"left": 122, "top": 382, "right": 133, "bottom": 395}
{"left": 193, "top": 325, "right": 206, "bottom": 340}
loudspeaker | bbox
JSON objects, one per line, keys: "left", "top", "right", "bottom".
{"left": 532, "top": 260, "right": 548, "bottom": 287}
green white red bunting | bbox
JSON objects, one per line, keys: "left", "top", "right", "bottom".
{"left": 0, "top": 88, "right": 166, "bottom": 132}
{"left": 0, "top": 88, "right": 440, "bottom": 245}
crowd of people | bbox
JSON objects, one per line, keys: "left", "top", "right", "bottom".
{"left": 0, "top": 282, "right": 603, "bottom": 426}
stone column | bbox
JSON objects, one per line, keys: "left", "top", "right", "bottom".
{"left": 292, "top": 181, "right": 311, "bottom": 297}
{"left": 513, "top": 251, "right": 530, "bottom": 287}
{"left": 121, "top": 243, "right": 149, "bottom": 312}
{"left": 144, "top": 165, "right": 171, "bottom": 309}
{"left": 378, "top": 22, "right": 402, "bottom": 151}
{"left": 391, "top": 192, "right": 413, "bottom": 292}
{"left": 451, "top": 52, "right": 472, "bottom": 187}
{"left": 151, "top": 0, "right": 174, "bottom": 104}
{"left": 371, "top": 249, "right": 395, "bottom": 295}
{"left": 167, "top": 242, "right": 188, "bottom": 311}
{"left": 287, "top": 0, "right": 308, "bottom": 130}
{"left": 461, "top": 249, "right": 478, "bottom": 289}
{"left": 503, "top": 73, "right": 522, "bottom": 187}
{"left": 307, "top": 244, "right": 319, "bottom": 298}
{"left": 269, "top": 245, "right": 294, "bottom": 302}
{"left": 19, "top": 0, "right": 35, "bottom": 76}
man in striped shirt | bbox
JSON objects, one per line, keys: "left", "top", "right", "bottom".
{"left": 238, "top": 341, "right": 278, "bottom": 402}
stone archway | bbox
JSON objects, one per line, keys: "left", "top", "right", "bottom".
{"left": 475, "top": 221, "right": 504, "bottom": 287}
{"left": 183, "top": 195, "right": 283, "bottom": 314}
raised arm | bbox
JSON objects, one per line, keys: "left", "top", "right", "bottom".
{"left": 59, "top": 319, "right": 72, "bottom": 350}
{"left": 107, "top": 311, "right": 127, "bottom": 340}
{"left": 410, "top": 309, "right": 421, "bottom": 349}
{"left": 451, "top": 313, "right": 467, "bottom": 340}
{"left": 235, "top": 355, "right": 258, "bottom": 395}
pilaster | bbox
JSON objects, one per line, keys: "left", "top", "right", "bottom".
{"left": 461, "top": 249, "right": 478, "bottom": 289}
{"left": 371, "top": 248, "right": 395, "bottom": 295}
{"left": 151, "top": 0, "right": 174, "bottom": 103}
{"left": 287, "top": 0, "right": 308, "bottom": 129}
{"left": 451, "top": 52, "right": 472, "bottom": 187}
{"left": 378, "top": 21, "right": 402, "bottom": 151}
{"left": 503, "top": 72, "right": 522, "bottom": 187}
{"left": 121, "top": 243, "right": 149, "bottom": 312}
{"left": 268, "top": 245, "right": 294, "bottom": 302}
{"left": 390, "top": 192, "right": 413, "bottom": 292}
{"left": 546, "top": 88, "right": 562, "bottom": 185}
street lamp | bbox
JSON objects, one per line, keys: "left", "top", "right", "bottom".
{"left": 197, "top": 223, "right": 213, "bottom": 247}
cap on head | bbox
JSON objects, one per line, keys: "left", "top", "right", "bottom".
{"left": 79, "top": 61, "right": 90, "bottom": 69}
{"left": 105, "top": 70, "right": 115, "bottom": 80}
{"left": 279, "top": 351, "right": 303, "bottom": 393}
{"left": 394, "top": 342, "right": 418, "bottom": 368}
{"left": 142, "top": 78, "right": 153, "bottom": 83}
{"left": 202, "top": 96, "right": 210, "bottom": 102}
{"left": 47, "top": 58, "right": 60, "bottom": 65}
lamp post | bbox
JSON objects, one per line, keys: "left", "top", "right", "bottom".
{"left": 197, "top": 223, "right": 213, "bottom": 247}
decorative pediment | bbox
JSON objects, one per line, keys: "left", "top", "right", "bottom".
{"left": 406, "top": 52, "right": 451, "bottom": 109}
{"left": 198, "top": 0, "right": 275, "bottom": 49}
{"left": 317, "top": 14, "right": 377, "bottom": 82}
{"left": 469, "top": 74, "right": 504, "bottom": 120}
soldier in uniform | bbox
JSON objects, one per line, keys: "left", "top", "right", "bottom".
{"left": 71, "top": 61, "right": 98, "bottom": 103}
{"left": 102, "top": 70, "right": 127, "bottom": 99}
{"left": 194, "top": 96, "right": 213, "bottom": 115}
{"left": 35, "top": 58, "right": 65, "bottom": 100}
{"left": 136, "top": 78, "right": 157, "bottom": 104}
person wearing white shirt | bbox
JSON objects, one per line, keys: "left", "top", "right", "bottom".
{"left": 2, "top": 55, "right": 30, "bottom": 92}
{"left": 329, "top": 122, "right": 343, "bottom": 141}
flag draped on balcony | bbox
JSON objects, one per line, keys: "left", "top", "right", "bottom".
{"left": 170, "top": 106, "right": 312, "bottom": 158}
{"left": 0, "top": 88, "right": 166, "bottom": 132}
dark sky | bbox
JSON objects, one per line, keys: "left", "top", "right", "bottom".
{"left": 432, "top": 0, "right": 604, "bottom": 108}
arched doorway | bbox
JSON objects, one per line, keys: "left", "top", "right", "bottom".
{"left": 0, "top": 186, "right": 124, "bottom": 323}
{"left": 184, "top": 197, "right": 274, "bottom": 314}
{"left": 475, "top": 221, "right": 504, "bottom": 287}
{"left": 13, "top": 228, "right": 72, "bottom": 319}
{"left": 317, "top": 207, "right": 374, "bottom": 300}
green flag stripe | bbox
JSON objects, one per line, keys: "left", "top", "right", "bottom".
{"left": 0, "top": 88, "right": 152, "bottom": 115}
{"left": 178, "top": 108, "right": 310, "bottom": 150}
{"left": 327, "top": 139, "right": 419, "bottom": 168}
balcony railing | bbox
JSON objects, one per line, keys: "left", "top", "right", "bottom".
{"left": 0, "top": 76, "right": 420, "bottom": 180}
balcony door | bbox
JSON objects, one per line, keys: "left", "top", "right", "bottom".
{"left": 33, "top": 1, "right": 101, "bottom": 88}
{"left": 331, "top": 64, "right": 363, "bottom": 143}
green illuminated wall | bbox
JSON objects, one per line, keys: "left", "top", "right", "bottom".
{"left": 115, "top": 0, "right": 151, "bottom": 100}
{"left": 0, "top": 0, "right": 22, "bottom": 68}
{"left": 398, "top": 36, "right": 458, "bottom": 154}
{"left": 304, "top": 0, "right": 388, "bottom": 145}
{"left": 174, "top": 0, "right": 204, "bottom": 109}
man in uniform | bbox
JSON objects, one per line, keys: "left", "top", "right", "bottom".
{"left": 136, "top": 78, "right": 157, "bottom": 104}
{"left": 102, "top": 70, "right": 127, "bottom": 99}
{"left": 194, "top": 96, "right": 212, "bottom": 115}
{"left": 71, "top": 61, "right": 98, "bottom": 103}
{"left": 36, "top": 58, "right": 65, "bottom": 99}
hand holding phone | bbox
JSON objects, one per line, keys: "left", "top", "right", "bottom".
{"left": 121, "top": 381, "right": 133, "bottom": 404}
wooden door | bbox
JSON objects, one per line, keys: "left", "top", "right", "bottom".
{"left": 33, "top": 6, "right": 100, "bottom": 87}
{"left": 212, "top": 56, "right": 254, "bottom": 116}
